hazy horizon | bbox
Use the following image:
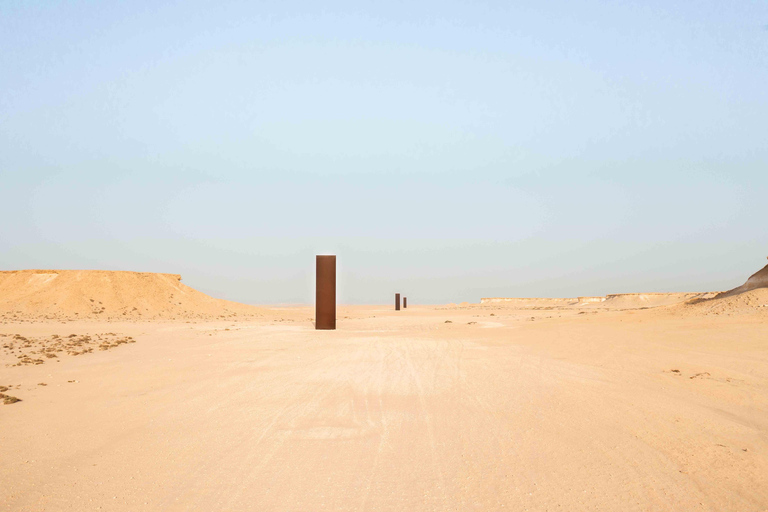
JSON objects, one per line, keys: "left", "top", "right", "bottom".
{"left": 2, "top": 1, "right": 767, "bottom": 304}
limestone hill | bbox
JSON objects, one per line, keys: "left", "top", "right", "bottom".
{"left": 0, "top": 270, "right": 263, "bottom": 321}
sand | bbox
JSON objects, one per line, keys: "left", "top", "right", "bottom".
{"left": 1, "top": 268, "right": 768, "bottom": 511}
{"left": 0, "top": 270, "right": 263, "bottom": 321}
{"left": 715, "top": 262, "right": 768, "bottom": 298}
{"left": 481, "top": 293, "right": 718, "bottom": 309}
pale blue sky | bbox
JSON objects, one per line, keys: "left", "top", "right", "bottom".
{"left": 1, "top": 1, "right": 766, "bottom": 303}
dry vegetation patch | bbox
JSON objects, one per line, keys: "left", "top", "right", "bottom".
{"left": 1, "top": 332, "right": 136, "bottom": 367}
{"left": 0, "top": 384, "right": 21, "bottom": 405}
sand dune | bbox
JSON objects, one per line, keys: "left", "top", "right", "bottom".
{"left": 0, "top": 270, "right": 263, "bottom": 321}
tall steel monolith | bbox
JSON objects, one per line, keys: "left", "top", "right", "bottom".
{"left": 395, "top": 293, "right": 401, "bottom": 311}
{"left": 403, "top": 297, "right": 407, "bottom": 309}
{"left": 316, "top": 255, "right": 336, "bottom": 330}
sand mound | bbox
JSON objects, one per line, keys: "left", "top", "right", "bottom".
{"left": 678, "top": 260, "right": 768, "bottom": 316}
{"left": 714, "top": 261, "right": 768, "bottom": 299}
{"left": 0, "top": 270, "right": 263, "bottom": 321}
{"left": 683, "top": 287, "right": 768, "bottom": 316}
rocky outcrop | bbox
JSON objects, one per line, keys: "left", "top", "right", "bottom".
{"left": 715, "top": 260, "right": 768, "bottom": 299}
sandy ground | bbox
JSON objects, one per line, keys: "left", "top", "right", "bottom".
{"left": 1, "top": 304, "right": 767, "bottom": 511}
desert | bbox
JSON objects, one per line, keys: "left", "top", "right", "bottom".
{"left": 2, "top": 264, "right": 767, "bottom": 511}
{"left": 3, "top": 3, "right": 767, "bottom": 510}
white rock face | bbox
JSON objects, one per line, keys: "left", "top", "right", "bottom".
{"left": 577, "top": 296, "right": 606, "bottom": 304}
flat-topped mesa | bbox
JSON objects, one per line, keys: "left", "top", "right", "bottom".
{"left": 0, "top": 269, "right": 183, "bottom": 282}
{"left": 0, "top": 269, "right": 181, "bottom": 277}
{"left": 480, "top": 297, "right": 577, "bottom": 305}
{"left": 577, "top": 296, "right": 606, "bottom": 304}
{"left": 0, "top": 269, "right": 262, "bottom": 321}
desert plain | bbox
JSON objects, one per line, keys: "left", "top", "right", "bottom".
{"left": 1, "top": 268, "right": 768, "bottom": 511}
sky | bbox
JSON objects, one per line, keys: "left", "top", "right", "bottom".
{"left": 1, "top": 0, "right": 767, "bottom": 304}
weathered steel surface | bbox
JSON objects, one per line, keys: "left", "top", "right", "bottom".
{"left": 395, "top": 293, "right": 401, "bottom": 311}
{"left": 403, "top": 297, "right": 407, "bottom": 309}
{"left": 316, "top": 255, "right": 336, "bottom": 330}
